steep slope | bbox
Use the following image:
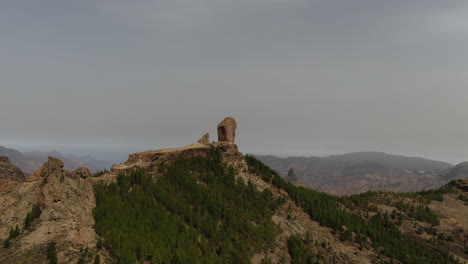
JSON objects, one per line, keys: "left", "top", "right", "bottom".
{"left": 90, "top": 118, "right": 458, "bottom": 263}
{"left": 96, "top": 150, "right": 377, "bottom": 263}
{"left": 0, "top": 157, "right": 97, "bottom": 264}
{"left": 342, "top": 179, "right": 468, "bottom": 263}
{"left": 0, "top": 117, "right": 464, "bottom": 264}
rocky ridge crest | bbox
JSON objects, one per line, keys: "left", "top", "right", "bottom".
{"left": 111, "top": 117, "right": 243, "bottom": 175}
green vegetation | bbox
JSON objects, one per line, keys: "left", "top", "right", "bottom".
{"left": 246, "top": 155, "right": 459, "bottom": 264}
{"left": 93, "top": 149, "right": 282, "bottom": 263}
{"left": 93, "top": 169, "right": 109, "bottom": 177}
{"left": 46, "top": 241, "right": 58, "bottom": 264}
{"left": 395, "top": 201, "right": 439, "bottom": 225}
{"left": 3, "top": 225, "right": 20, "bottom": 248}
{"left": 458, "top": 194, "right": 468, "bottom": 205}
{"left": 340, "top": 189, "right": 441, "bottom": 226}
{"left": 4, "top": 204, "right": 41, "bottom": 249}
{"left": 24, "top": 203, "right": 41, "bottom": 229}
{"left": 94, "top": 255, "right": 101, "bottom": 264}
{"left": 287, "top": 235, "right": 316, "bottom": 264}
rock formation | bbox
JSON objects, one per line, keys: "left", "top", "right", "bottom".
{"left": 197, "top": 133, "right": 210, "bottom": 144}
{"left": 31, "top": 156, "right": 64, "bottom": 180}
{"left": 0, "top": 157, "right": 97, "bottom": 263}
{"left": 286, "top": 167, "right": 298, "bottom": 182}
{"left": 217, "top": 117, "right": 237, "bottom": 143}
{"left": 0, "top": 156, "right": 26, "bottom": 182}
{"left": 111, "top": 117, "right": 243, "bottom": 176}
{"left": 72, "top": 167, "right": 91, "bottom": 179}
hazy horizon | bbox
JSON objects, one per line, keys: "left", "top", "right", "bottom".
{"left": 0, "top": 142, "right": 462, "bottom": 166}
{"left": 2, "top": 1, "right": 468, "bottom": 164}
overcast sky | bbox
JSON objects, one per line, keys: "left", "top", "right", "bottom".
{"left": 1, "top": 0, "right": 468, "bottom": 163}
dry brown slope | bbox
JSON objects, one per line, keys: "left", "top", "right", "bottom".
{"left": 0, "top": 157, "right": 98, "bottom": 264}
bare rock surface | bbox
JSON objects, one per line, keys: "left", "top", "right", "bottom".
{"left": 110, "top": 118, "right": 243, "bottom": 176}
{"left": 0, "top": 157, "right": 97, "bottom": 264}
{"left": 217, "top": 117, "right": 237, "bottom": 143}
{"left": 197, "top": 133, "right": 210, "bottom": 144}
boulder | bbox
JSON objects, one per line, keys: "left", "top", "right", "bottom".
{"left": 217, "top": 117, "right": 237, "bottom": 143}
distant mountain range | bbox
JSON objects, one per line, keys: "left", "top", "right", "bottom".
{"left": 0, "top": 146, "right": 112, "bottom": 174}
{"left": 255, "top": 152, "right": 467, "bottom": 195}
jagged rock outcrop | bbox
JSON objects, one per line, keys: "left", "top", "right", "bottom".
{"left": 217, "top": 117, "right": 237, "bottom": 143}
{"left": 0, "top": 157, "right": 97, "bottom": 263}
{"left": 0, "top": 156, "right": 26, "bottom": 182}
{"left": 197, "top": 133, "right": 210, "bottom": 144}
{"left": 31, "top": 156, "right": 64, "bottom": 180}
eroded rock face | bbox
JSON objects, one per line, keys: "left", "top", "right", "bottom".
{"left": 217, "top": 117, "right": 237, "bottom": 143}
{"left": 0, "top": 156, "right": 26, "bottom": 182}
{"left": 0, "top": 157, "right": 97, "bottom": 263}
{"left": 31, "top": 156, "right": 64, "bottom": 180}
{"left": 197, "top": 133, "right": 210, "bottom": 144}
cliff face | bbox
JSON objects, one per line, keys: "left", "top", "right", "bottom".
{"left": 0, "top": 157, "right": 97, "bottom": 264}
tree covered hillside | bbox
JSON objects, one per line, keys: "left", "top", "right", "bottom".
{"left": 246, "top": 156, "right": 459, "bottom": 264}
{"left": 93, "top": 149, "right": 282, "bottom": 263}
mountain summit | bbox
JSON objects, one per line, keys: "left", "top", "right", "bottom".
{"left": 0, "top": 117, "right": 466, "bottom": 263}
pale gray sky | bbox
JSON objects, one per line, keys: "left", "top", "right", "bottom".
{"left": 1, "top": 0, "right": 468, "bottom": 163}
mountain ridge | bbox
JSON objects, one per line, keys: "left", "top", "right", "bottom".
{"left": 255, "top": 152, "right": 465, "bottom": 195}
{"left": 0, "top": 146, "right": 112, "bottom": 174}
{"left": 0, "top": 118, "right": 466, "bottom": 263}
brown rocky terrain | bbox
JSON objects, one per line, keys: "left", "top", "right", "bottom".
{"left": 359, "top": 179, "right": 468, "bottom": 263}
{"left": 0, "top": 117, "right": 466, "bottom": 263}
{"left": 0, "top": 157, "right": 98, "bottom": 264}
{"left": 104, "top": 117, "right": 379, "bottom": 263}
{"left": 0, "top": 156, "right": 26, "bottom": 182}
